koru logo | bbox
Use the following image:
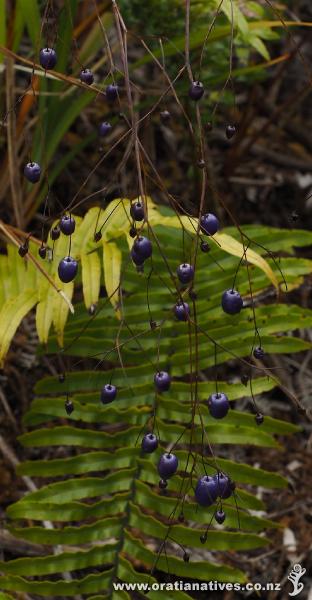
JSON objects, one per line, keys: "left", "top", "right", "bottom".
{"left": 288, "top": 564, "right": 306, "bottom": 597}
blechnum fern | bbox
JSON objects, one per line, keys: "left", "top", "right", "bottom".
{"left": 0, "top": 203, "right": 312, "bottom": 597}
{"left": 0, "top": 1, "right": 311, "bottom": 598}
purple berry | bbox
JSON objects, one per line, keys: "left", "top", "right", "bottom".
{"left": 129, "top": 226, "right": 137, "bottom": 238}
{"left": 58, "top": 256, "right": 78, "bottom": 283}
{"left": 131, "top": 246, "right": 145, "bottom": 266}
{"left": 158, "top": 453, "right": 178, "bottom": 479}
{"left": 80, "top": 68, "right": 94, "bottom": 85}
{"left": 65, "top": 399, "right": 74, "bottom": 415}
{"left": 24, "top": 162, "right": 41, "bottom": 183}
{"left": 38, "top": 246, "right": 47, "bottom": 259}
{"left": 18, "top": 244, "right": 28, "bottom": 257}
{"left": 177, "top": 263, "right": 194, "bottom": 285}
{"left": 253, "top": 346, "right": 265, "bottom": 359}
{"left": 106, "top": 83, "right": 119, "bottom": 102}
{"left": 94, "top": 231, "right": 102, "bottom": 242}
{"left": 99, "top": 122, "right": 112, "bottom": 137}
{"left": 59, "top": 215, "right": 75, "bottom": 236}
{"left": 174, "top": 301, "right": 190, "bottom": 321}
{"left": 208, "top": 392, "right": 230, "bottom": 419}
{"left": 100, "top": 383, "right": 117, "bottom": 404}
{"left": 141, "top": 433, "right": 158, "bottom": 453}
{"left": 189, "top": 81, "right": 204, "bottom": 101}
{"left": 132, "top": 236, "right": 152, "bottom": 261}
{"left": 241, "top": 374, "right": 249, "bottom": 386}
{"left": 221, "top": 289, "right": 243, "bottom": 315}
{"left": 200, "top": 213, "right": 220, "bottom": 236}
{"left": 213, "top": 472, "right": 232, "bottom": 499}
{"left": 200, "top": 240, "right": 210, "bottom": 253}
{"left": 154, "top": 371, "right": 171, "bottom": 392}
{"left": 130, "top": 201, "right": 145, "bottom": 222}
{"left": 195, "top": 475, "right": 218, "bottom": 507}
{"left": 51, "top": 226, "right": 60, "bottom": 241}
{"left": 39, "top": 47, "right": 57, "bottom": 70}
{"left": 226, "top": 124, "right": 236, "bottom": 139}
{"left": 215, "top": 510, "right": 226, "bottom": 524}
{"left": 255, "top": 412, "right": 264, "bottom": 425}
{"left": 159, "top": 479, "right": 168, "bottom": 489}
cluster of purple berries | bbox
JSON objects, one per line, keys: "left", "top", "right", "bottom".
{"left": 195, "top": 471, "right": 234, "bottom": 508}
{"left": 23, "top": 51, "right": 119, "bottom": 184}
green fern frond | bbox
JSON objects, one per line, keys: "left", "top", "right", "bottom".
{"left": 0, "top": 203, "right": 311, "bottom": 596}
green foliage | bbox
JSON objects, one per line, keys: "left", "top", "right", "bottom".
{"left": 1, "top": 208, "right": 311, "bottom": 596}
{"left": 0, "top": 197, "right": 284, "bottom": 364}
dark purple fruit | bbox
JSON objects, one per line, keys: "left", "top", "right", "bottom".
{"left": 253, "top": 346, "right": 265, "bottom": 359}
{"left": 197, "top": 159, "right": 205, "bottom": 169}
{"left": 215, "top": 510, "right": 226, "bottom": 524}
{"left": 158, "top": 453, "right": 178, "bottom": 479}
{"left": 176, "top": 263, "right": 194, "bottom": 285}
{"left": 174, "top": 301, "right": 190, "bottom": 321}
{"left": 226, "top": 124, "right": 236, "bottom": 139}
{"left": 106, "top": 83, "right": 119, "bottom": 102}
{"left": 154, "top": 371, "right": 171, "bottom": 392}
{"left": 39, "top": 47, "right": 57, "bottom": 70}
{"left": 195, "top": 475, "right": 218, "bottom": 507}
{"left": 99, "top": 122, "right": 112, "bottom": 137}
{"left": 129, "top": 226, "right": 137, "bottom": 238}
{"left": 208, "top": 392, "right": 230, "bottom": 419}
{"left": 213, "top": 472, "right": 232, "bottom": 499}
{"left": 131, "top": 247, "right": 145, "bottom": 266}
{"left": 80, "top": 68, "right": 94, "bottom": 85}
{"left": 88, "top": 304, "right": 97, "bottom": 316}
{"left": 24, "top": 162, "right": 41, "bottom": 183}
{"left": 221, "top": 289, "right": 243, "bottom": 315}
{"left": 38, "top": 245, "right": 47, "bottom": 259}
{"left": 94, "top": 231, "right": 102, "bottom": 242}
{"left": 65, "top": 399, "right": 74, "bottom": 415}
{"left": 200, "top": 240, "right": 210, "bottom": 253}
{"left": 141, "top": 433, "right": 158, "bottom": 453}
{"left": 58, "top": 256, "right": 78, "bottom": 283}
{"left": 59, "top": 215, "right": 75, "bottom": 236}
{"left": 130, "top": 201, "right": 145, "bottom": 222}
{"left": 200, "top": 213, "right": 220, "bottom": 236}
{"left": 159, "top": 479, "right": 168, "bottom": 489}
{"left": 51, "top": 226, "right": 60, "bottom": 241}
{"left": 255, "top": 412, "right": 264, "bottom": 425}
{"left": 200, "top": 534, "right": 207, "bottom": 544}
{"left": 189, "top": 81, "right": 204, "bottom": 101}
{"left": 241, "top": 374, "right": 249, "bottom": 386}
{"left": 100, "top": 383, "right": 117, "bottom": 404}
{"left": 18, "top": 244, "right": 28, "bottom": 257}
{"left": 132, "top": 236, "right": 152, "bottom": 261}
